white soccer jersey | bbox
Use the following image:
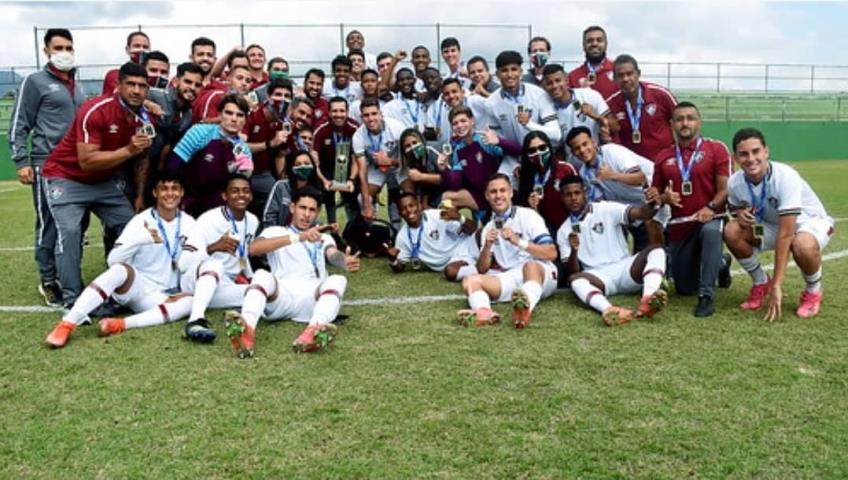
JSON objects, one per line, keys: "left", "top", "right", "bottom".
{"left": 322, "top": 81, "right": 363, "bottom": 103}
{"left": 553, "top": 88, "right": 609, "bottom": 161}
{"left": 486, "top": 82, "right": 561, "bottom": 147}
{"left": 352, "top": 117, "right": 406, "bottom": 164}
{"left": 108, "top": 208, "right": 197, "bottom": 292}
{"left": 179, "top": 206, "right": 259, "bottom": 279}
{"left": 580, "top": 144, "right": 654, "bottom": 206}
{"left": 395, "top": 209, "right": 473, "bottom": 271}
{"left": 727, "top": 161, "right": 831, "bottom": 226}
{"left": 427, "top": 96, "right": 490, "bottom": 144}
{"left": 262, "top": 226, "right": 336, "bottom": 281}
{"left": 382, "top": 96, "right": 427, "bottom": 130}
{"left": 556, "top": 201, "right": 631, "bottom": 270}
{"left": 480, "top": 205, "right": 554, "bottom": 271}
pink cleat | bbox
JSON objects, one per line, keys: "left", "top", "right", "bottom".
{"left": 795, "top": 291, "right": 823, "bottom": 319}
{"left": 740, "top": 279, "right": 770, "bottom": 311}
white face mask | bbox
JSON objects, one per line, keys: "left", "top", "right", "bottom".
{"left": 50, "top": 51, "right": 75, "bottom": 72}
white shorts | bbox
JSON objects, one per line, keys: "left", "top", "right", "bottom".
{"left": 446, "top": 235, "right": 480, "bottom": 267}
{"left": 264, "top": 274, "right": 347, "bottom": 323}
{"left": 112, "top": 273, "right": 170, "bottom": 312}
{"left": 586, "top": 255, "right": 641, "bottom": 297}
{"left": 180, "top": 264, "right": 248, "bottom": 309}
{"left": 757, "top": 217, "right": 834, "bottom": 252}
{"left": 367, "top": 164, "right": 408, "bottom": 188}
{"left": 491, "top": 261, "right": 558, "bottom": 303}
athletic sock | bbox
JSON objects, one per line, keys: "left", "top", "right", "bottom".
{"left": 124, "top": 296, "right": 193, "bottom": 329}
{"left": 804, "top": 267, "right": 823, "bottom": 293}
{"left": 642, "top": 249, "right": 666, "bottom": 297}
{"left": 189, "top": 273, "right": 219, "bottom": 321}
{"left": 311, "top": 292, "right": 341, "bottom": 326}
{"left": 455, "top": 264, "right": 478, "bottom": 281}
{"left": 66, "top": 265, "right": 128, "bottom": 325}
{"left": 240, "top": 288, "right": 268, "bottom": 329}
{"left": 468, "top": 290, "right": 491, "bottom": 311}
{"left": 571, "top": 278, "right": 611, "bottom": 313}
{"left": 738, "top": 254, "right": 768, "bottom": 285}
{"left": 521, "top": 280, "right": 543, "bottom": 311}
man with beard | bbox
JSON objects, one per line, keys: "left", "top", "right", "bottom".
{"left": 303, "top": 68, "right": 330, "bottom": 127}
{"left": 189, "top": 37, "right": 220, "bottom": 90}
{"left": 467, "top": 55, "right": 500, "bottom": 98}
{"left": 568, "top": 26, "right": 618, "bottom": 100}
{"left": 521, "top": 36, "right": 551, "bottom": 88}
{"left": 313, "top": 96, "right": 360, "bottom": 224}
{"left": 102, "top": 31, "right": 150, "bottom": 95}
{"left": 192, "top": 64, "right": 253, "bottom": 122}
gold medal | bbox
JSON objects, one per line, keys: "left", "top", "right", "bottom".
{"left": 571, "top": 223, "right": 581, "bottom": 234}
{"left": 587, "top": 72, "right": 597, "bottom": 83}
{"left": 753, "top": 224, "right": 765, "bottom": 240}
{"left": 681, "top": 181, "right": 693, "bottom": 196}
{"left": 494, "top": 218, "right": 505, "bottom": 230}
{"left": 632, "top": 130, "right": 642, "bottom": 144}
{"left": 239, "top": 256, "right": 247, "bottom": 271}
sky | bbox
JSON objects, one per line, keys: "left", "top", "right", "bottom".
{"left": 0, "top": 1, "right": 846, "bottom": 91}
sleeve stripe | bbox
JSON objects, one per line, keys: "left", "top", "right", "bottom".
{"left": 540, "top": 114, "right": 558, "bottom": 124}
{"left": 533, "top": 234, "right": 553, "bottom": 244}
{"left": 778, "top": 209, "right": 801, "bottom": 216}
{"left": 8, "top": 73, "right": 31, "bottom": 152}
{"left": 81, "top": 97, "right": 114, "bottom": 144}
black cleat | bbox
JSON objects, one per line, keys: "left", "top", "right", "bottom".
{"left": 184, "top": 318, "right": 216, "bottom": 343}
{"left": 38, "top": 281, "right": 63, "bottom": 308}
{"left": 718, "top": 253, "right": 732, "bottom": 289}
{"left": 694, "top": 296, "right": 715, "bottom": 317}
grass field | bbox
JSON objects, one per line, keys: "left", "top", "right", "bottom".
{"left": 1, "top": 160, "right": 847, "bottom": 478}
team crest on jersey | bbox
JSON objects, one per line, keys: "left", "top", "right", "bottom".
{"left": 49, "top": 185, "right": 63, "bottom": 200}
{"left": 768, "top": 197, "right": 779, "bottom": 208}
{"left": 646, "top": 103, "right": 657, "bottom": 116}
{"left": 606, "top": 71, "right": 614, "bottom": 81}
{"left": 253, "top": 125, "right": 261, "bottom": 134}
{"left": 109, "top": 124, "right": 119, "bottom": 134}
{"left": 204, "top": 153, "right": 214, "bottom": 162}
{"left": 315, "top": 110, "right": 324, "bottom": 119}
{"left": 615, "top": 112, "right": 626, "bottom": 120}
{"left": 692, "top": 152, "right": 704, "bottom": 162}
{"left": 48, "top": 83, "right": 60, "bottom": 92}
{"left": 324, "top": 138, "right": 332, "bottom": 145}
{"left": 475, "top": 152, "right": 482, "bottom": 163}
{"left": 592, "top": 222, "right": 604, "bottom": 234}
{"left": 429, "top": 229, "right": 440, "bottom": 240}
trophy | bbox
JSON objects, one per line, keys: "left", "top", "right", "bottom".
{"left": 330, "top": 141, "right": 352, "bottom": 191}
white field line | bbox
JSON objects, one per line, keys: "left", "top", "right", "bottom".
{"left": 0, "top": 187, "right": 26, "bottom": 194}
{"left": 2, "top": 248, "right": 847, "bottom": 314}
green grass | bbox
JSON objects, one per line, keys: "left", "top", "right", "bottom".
{"left": 1, "top": 162, "right": 847, "bottom": 478}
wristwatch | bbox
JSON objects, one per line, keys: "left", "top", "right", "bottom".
{"left": 707, "top": 201, "right": 720, "bottom": 212}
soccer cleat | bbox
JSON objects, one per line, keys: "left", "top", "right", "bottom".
{"left": 796, "top": 290, "right": 823, "bottom": 319}
{"left": 184, "top": 318, "right": 216, "bottom": 343}
{"left": 90, "top": 298, "right": 122, "bottom": 318}
{"left": 98, "top": 318, "right": 125, "bottom": 337}
{"left": 224, "top": 311, "right": 255, "bottom": 358}
{"left": 456, "top": 308, "right": 501, "bottom": 327}
{"left": 45, "top": 320, "right": 76, "bottom": 348}
{"left": 718, "top": 253, "right": 733, "bottom": 289}
{"left": 292, "top": 324, "right": 338, "bottom": 353}
{"left": 636, "top": 289, "right": 668, "bottom": 319}
{"left": 38, "top": 281, "right": 63, "bottom": 308}
{"left": 740, "top": 279, "right": 770, "bottom": 311}
{"left": 602, "top": 306, "right": 635, "bottom": 327}
{"left": 511, "top": 288, "right": 532, "bottom": 329}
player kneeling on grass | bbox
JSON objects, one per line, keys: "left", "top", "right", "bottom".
{"left": 723, "top": 128, "right": 834, "bottom": 321}
{"left": 458, "top": 173, "right": 558, "bottom": 329}
{"left": 45, "top": 170, "right": 197, "bottom": 347}
{"left": 556, "top": 175, "right": 667, "bottom": 326}
{"left": 224, "top": 187, "right": 360, "bottom": 357}
{"left": 384, "top": 192, "right": 479, "bottom": 281}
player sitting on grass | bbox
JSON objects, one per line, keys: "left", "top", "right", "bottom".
{"left": 557, "top": 175, "right": 667, "bottom": 326}
{"left": 723, "top": 128, "right": 834, "bottom": 321}
{"left": 45, "top": 171, "right": 197, "bottom": 347}
{"left": 223, "top": 187, "right": 360, "bottom": 357}
{"left": 458, "top": 173, "right": 558, "bottom": 329}
{"left": 384, "top": 192, "right": 479, "bottom": 281}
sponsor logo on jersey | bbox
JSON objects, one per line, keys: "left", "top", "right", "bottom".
{"left": 204, "top": 153, "right": 214, "bottom": 162}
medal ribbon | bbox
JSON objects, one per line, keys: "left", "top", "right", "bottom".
{"left": 624, "top": 85, "right": 644, "bottom": 133}
{"left": 674, "top": 137, "right": 703, "bottom": 183}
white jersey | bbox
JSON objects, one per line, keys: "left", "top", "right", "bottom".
{"left": 580, "top": 144, "right": 654, "bottom": 206}
{"left": 395, "top": 209, "right": 473, "bottom": 271}
{"left": 108, "top": 207, "right": 197, "bottom": 292}
{"left": 556, "top": 201, "right": 631, "bottom": 270}
{"left": 179, "top": 206, "right": 259, "bottom": 279}
{"left": 552, "top": 88, "right": 609, "bottom": 162}
{"left": 262, "top": 226, "right": 336, "bottom": 281}
{"left": 444, "top": 68, "right": 473, "bottom": 90}
{"left": 352, "top": 117, "right": 406, "bottom": 164}
{"left": 427, "top": 96, "right": 490, "bottom": 144}
{"left": 728, "top": 161, "right": 831, "bottom": 226}
{"left": 382, "top": 96, "right": 427, "bottom": 130}
{"left": 322, "top": 81, "right": 363, "bottom": 103}
{"left": 480, "top": 205, "right": 554, "bottom": 271}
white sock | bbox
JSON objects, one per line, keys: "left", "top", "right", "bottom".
{"left": 311, "top": 292, "right": 341, "bottom": 326}
{"left": 571, "top": 278, "right": 611, "bottom": 313}
{"left": 189, "top": 272, "right": 219, "bottom": 321}
{"left": 66, "top": 265, "right": 128, "bottom": 325}
{"left": 455, "top": 264, "right": 478, "bottom": 280}
{"left": 241, "top": 288, "right": 267, "bottom": 329}
{"left": 641, "top": 249, "right": 666, "bottom": 298}
{"left": 124, "top": 296, "right": 193, "bottom": 329}
{"left": 739, "top": 254, "right": 768, "bottom": 285}
{"left": 468, "top": 290, "right": 491, "bottom": 311}
{"left": 804, "top": 267, "right": 823, "bottom": 293}
{"left": 521, "top": 280, "right": 543, "bottom": 311}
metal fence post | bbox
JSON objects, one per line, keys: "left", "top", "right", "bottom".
{"left": 33, "top": 26, "right": 40, "bottom": 70}
{"left": 435, "top": 23, "right": 441, "bottom": 72}
{"left": 810, "top": 65, "right": 815, "bottom": 94}
{"left": 725, "top": 95, "right": 730, "bottom": 122}
{"left": 764, "top": 64, "right": 769, "bottom": 93}
{"left": 837, "top": 96, "right": 842, "bottom": 122}
{"left": 528, "top": 24, "right": 532, "bottom": 45}
{"left": 781, "top": 98, "right": 786, "bottom": 122}
{"left": 239, "top": 23, "right": 245, "bottom": 46}
{"left": 339, "top": 23, "right": 345, "bottom": 55}
{"left": 666, "top": 63, "right": 671, "bottom": 89}
{"left": 716, "top": 63, "right": 721, "bottom": 92}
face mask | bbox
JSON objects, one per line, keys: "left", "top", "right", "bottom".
{"left": 129, "top": 49, "right": 149, "bottom": 64}
{"left": 529, "top": 149, "right": 551, "bottom": 167}
{"left": 292, "top": 165, "right": 314, "bottom": 179}
{"left": 407, "top": 143, "right": 426, "bottom": 159}
{"left": 269, "top": 70, "right": 289, "bottom": 80}
{"left": 269, "top": 99, "right": 289, "bottom": 119}
{"left": 148, "top": 75, "right": 168, "bottom": 89}
{"left": 50, "top": 51, "right": 75, "bottom": 72}
{"left": 530, "top": 52, "right": 549, "bottom": 69}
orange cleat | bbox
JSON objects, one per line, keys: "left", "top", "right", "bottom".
{"left": 602, "top": 306, "right": 635, "bottom": 327}
{"left": 796, "top": 290, "right": 823, "bottom": 319}
{"left": 511, "top": 288, "right": 532, "bottom": 329}
{"left": 740, "top": 279, "right": 770, "bottom": 311}
{"left": 456, "top": 308, "right": 501, "bottom": 327}
{"left": 636, "top": 289, "right": 668, "bottom": 319}
{"left": 98, "top": 318, "right": 125, "bottom": 337}
{"left": 45, "top": 320, "right": 76, "bottom": 348}
{"left": 292, "top": 324, "right": 338, "bottom": 353}
{"left": 224, "top": 311, "right": 255, "bottom": 359}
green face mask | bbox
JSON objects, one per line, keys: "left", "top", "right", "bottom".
{"left": 292, "top": 165, "right": 314, "bottom": 179}
{"left": 269, "top": 71, "right": 289, "bottom": 80}
{"left": 539, "top": 150, "right": 552, "bottom": 166}
{"left": 411, "top": 143, "right": 426, "bottom": 159}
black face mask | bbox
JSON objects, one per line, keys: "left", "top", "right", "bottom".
{"left": 148, "top": 75, "right": 168, "bottom": 89}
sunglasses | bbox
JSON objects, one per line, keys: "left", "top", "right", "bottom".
{"left": 527, "top": 145, "right": 550, "bottom": 155}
